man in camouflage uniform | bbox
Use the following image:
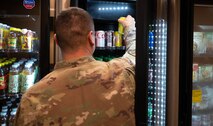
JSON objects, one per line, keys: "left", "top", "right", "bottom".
{"left": 14, "top": 7, "right": 136, "bottom": 126}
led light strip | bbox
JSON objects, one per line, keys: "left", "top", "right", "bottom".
{"left": 98, "top": 6, "right": 128, "bottom": 11}
{"left": 148, "top": 19, "right": 167, "bottom": 126}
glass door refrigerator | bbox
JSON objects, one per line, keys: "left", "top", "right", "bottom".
{"left": 191, "top": 0, "right": 213, "bottom": 126}
{"left": 137, "top": 0, "right": 193, "bottom": 125}
{"left": 0, "top": 0, "right": 49, "bottom": 125}
{"left": 71, "top": 0, "right": 183, "bottom": 126}
{"left": 70, "top": 0, "right": 136, "bottom": 61}
{"left": 136, "top": 0, "right": 169, "bottom": 125}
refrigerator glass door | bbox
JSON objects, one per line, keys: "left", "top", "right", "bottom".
{"left": 0, "top": 0, "right": 42, "bottom": 96}
{"left": 192, "top": 4, "right": 213, "bottom": 126}
{"left": 136, "top": 0, "right": 168, "bottom": 125}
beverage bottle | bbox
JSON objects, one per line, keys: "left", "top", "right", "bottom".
{"left": 0, "top": 95, "right": 7, "bottom": 110}
{"left": 8, "top": 27, "right": 18, "bottom": 52}
{"left": 16, "top": 28, "right": 23, "bottom": 52}
{"left": 3, "top": 24, "right": 10, "bottom": 52}
{"left": 0, "top": 111, "right": 7, "bottom": 126}
{"left": 8, "top": 108, "right": 17, "bottom": 126}
{"left": 0, "top": 23, "right": 4, "bottom": 51}
{"left": 31, "top": 58, "right": 38, "bottom": 79}
{"left": 20, "top": 63, "right": 34, "bottom": 93}
{"left": 21, "top": 29, "right": 33, "bottom": 52}
{"left": 0, "top": 105, "right": 8, "bottom": 126}
{"left": 0, "top": 64, "right": 6, "bottom": 96}
{"left": 3, "top": 61, "right": 12, "bottom": 94}
{"left": 32, "top": 31, "right": 39, "bottom": 52}
{"left": 8, "top": 63, "right": 20, "bottom": 96}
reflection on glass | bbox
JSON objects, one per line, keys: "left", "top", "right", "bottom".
{"left": 148, "top": 19, "right": 167, "bottom": 126}
{"left": 192, "top": 5, "right": 213, "bottom": 126}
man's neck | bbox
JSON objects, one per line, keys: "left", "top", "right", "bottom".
{"left": 62, "top": 49, "right": 92, "bottom": 61}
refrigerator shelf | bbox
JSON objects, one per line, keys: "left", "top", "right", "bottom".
{"left": 194, "top": 55, "right": 213, "bottom": 64}
{"left": 193, "top": 80, "right": 213, "bottom": 86}
{"left": 0, "top": 51, "right": 39, "bottom": 59}
{"left": 192, "top": 107, "right": 213, "bottom": 115}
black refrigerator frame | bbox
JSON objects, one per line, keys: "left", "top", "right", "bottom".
{"left": 40, "top": 0, "right": 50, "bottom": 78}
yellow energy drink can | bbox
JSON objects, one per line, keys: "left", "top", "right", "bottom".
{"left": 118, "top": 17, "right": 126, "bottom": 34}
{"left": 114, "top": 31, "right": 122, "bottom": 47}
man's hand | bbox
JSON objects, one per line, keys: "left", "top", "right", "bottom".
{"left": 118, "top": 15, "right": 135, "bottom": 29}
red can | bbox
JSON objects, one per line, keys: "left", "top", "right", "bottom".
{"left": 95, "top": 30, "right": 105, "bottom": 47}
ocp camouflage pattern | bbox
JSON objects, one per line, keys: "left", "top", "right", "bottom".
{"left": 14, "top": 26, "right": 136, "bottom": 126}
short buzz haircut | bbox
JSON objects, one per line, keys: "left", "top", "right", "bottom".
{"left": 55, "top": 7, "right": 94, "bottom": 51}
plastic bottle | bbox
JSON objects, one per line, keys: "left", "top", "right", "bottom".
{"left": 0, "top": 64, "right": 6, "bottom": 96}
{"left": 0, "top": 23, "right": 4, "bottom": 51}
{"left": 8, "top": 108, "right": 17, "bottom": 126}
{"left": 0, "top": 105, "right": 8, "bottom": 126}
{"left": 8, "top": 27, "right": 18, "bottom": 52}
{"left": 16, "top": 28, "right": 23, "bottom": 52}
{"left": 20, "top": 63, "right": 34, "bottom": 93}
{"left": 0, "top": 111, "right": 7, "bottom": 126}
{"left": 32, "top": 31, "right": 39, "bottom": 52}
{"left": 8, "top": 63, "right": 20, "bottom": 95}
{"left": 21, "top": 29, "right": 33, "bottom": 52}
{"left": 3, "top": 24, "right": 10, "bottom": 52}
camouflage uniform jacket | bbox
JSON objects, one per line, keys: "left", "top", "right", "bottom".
{"left": 14, "top": 28, "right": 136, "bottom": 126}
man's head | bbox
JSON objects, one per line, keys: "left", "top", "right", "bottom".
{"left": 55, "top": 7, "right": 95, "bottom": 54}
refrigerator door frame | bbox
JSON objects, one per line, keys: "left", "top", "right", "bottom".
{"left": 178, "top": 0, "right": 194, "bottom": 125}
{"left": 167, "top": 0, "right": 180, "bottom": 125}
{"left": 40, "top": 0, "right": 50, "bottom": 78}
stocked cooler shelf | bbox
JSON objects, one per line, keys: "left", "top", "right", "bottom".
{"left": 192, "top": 108, "right": 213, "bottom": 115}
{"left": 193, "top": 80, "right": 213, "bottom": 86}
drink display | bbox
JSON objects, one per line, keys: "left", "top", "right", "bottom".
{"left": 94, "top": 18, "right": 125, "bottom": 49}
{"left": 0, "top": 22, "right": 39, "bottom": 53}
{"left": 0, "top": 58, "right": 38, "bottom": 95}
{"left": 0, "top": 57, "right": 38, "bottom": 125}
{"left": 0, "top": 0, "right": 49, "bottom": 125}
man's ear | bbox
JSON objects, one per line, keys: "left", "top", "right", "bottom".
{"left": 88, "top": 31, "right": 95, "bottom": 46}
{"left": 54, "top": 34, "right": 59, "bottom": 45}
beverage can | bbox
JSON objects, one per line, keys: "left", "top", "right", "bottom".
{"left": 95, "top": 30, "right": 105, "bottom": 47}
{"left": 105, "top": 30, "right": 114, "bottom": 47}
{"left": 114, "top": 31, "right": 122, "bottom": 47}
{"left": 118, "top": 17, "right": 125, "bottom": 34}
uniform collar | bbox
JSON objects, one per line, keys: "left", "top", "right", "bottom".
{"left": 54, "top": 56, "right": 95, "bottom": 70}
